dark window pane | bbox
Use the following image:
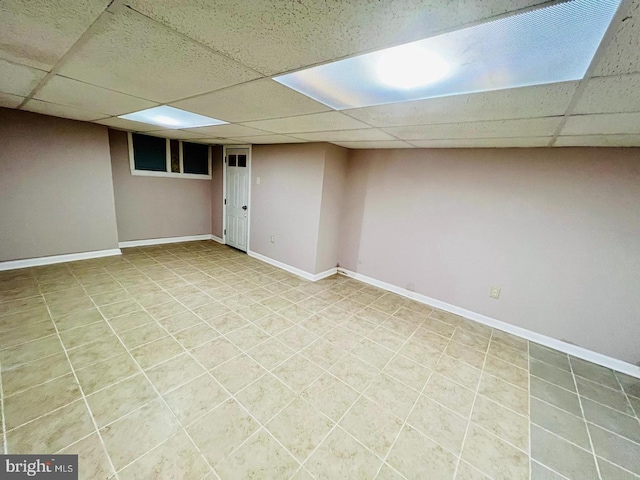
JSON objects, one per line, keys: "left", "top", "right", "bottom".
{"left": 229, "top": 154, "right": 237, "bottom": 167}
{"left": 170, "top": 140, "right": 180, "bottom": 173}
{"left": 238, "top": 154, "right": 247, "bottom": 168}
{"left": 132, "top": 134, "right": 166, "bottom": 172}
{"left": 183, "top": 142, "right": 209, "bottom": 175}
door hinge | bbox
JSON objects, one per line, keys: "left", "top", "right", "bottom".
{"left": 224, "top": 199, "right": 226, "bottom": 205}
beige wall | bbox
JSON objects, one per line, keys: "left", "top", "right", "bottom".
{"left": 250, "top": 143, "right": 326, "bottom": 273}
{"left": 0, "top": 108, "right": 119, "bottom": 261}
{"left": 109, "top": 129, "right": 213, "bottom": 242}
{"left": 339, "top": 148, "right": 640, "bottom": 364}
{"left": 316, "top": 144, "right": 348, "bottom": 274}
{"left": 211, "top": 145, "right": 224, "bottom": 239}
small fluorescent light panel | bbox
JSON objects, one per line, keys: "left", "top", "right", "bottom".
{"left": 119, "top": 106, "right": 227, "bottom": 129}
{"left": 274, "top": 0, "right": 622, "bottom": 109}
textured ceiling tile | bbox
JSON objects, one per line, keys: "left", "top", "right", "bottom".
{"left": 294, "top": 129, "right": 396, "bottom": 142}
{"left": 0, "top": 0, "right": 110, "bottom": 70}
{"left": 409, "top": 137, "right": 552, "bottom": 148}
{"left": 593, "top": 0, "right": 640, "bottom": 76}
{"left": 171, "top": 79, "right": 330, "bottom": 123}
{"left": 94, "top": 116, "right": 162, "bottom": 132}
{"left": 456, "top": 0, "right": 549, "bottom": 24}
{"left": 0, "top": 59, "right": 46, "bottom": 97}
{"left": 573, "top": 74, "right": 640, "bottom": 114}
{"left": 0, "top": 92, "right": 25, "bottom": 108}
{"left": 226, "top": 135, "right": 306, "bottom": 144}
{"left": 243, "top": 112, "right": 370, "bottom": 134}
{"left": 146, "top": 129, "right": 210, "bottom": 140}
{"left": 332, "top": 140, "right": 415, "bottom": 149}
{"left": 562, "top": 112, "right": 640, "bottom": 135}
{"left": 57, "top": 8, "right": 261, "bottom": 103}
{"left": 196, "top": 138, "right": 246, "bottom": 145}
{"left": 185, "top": 124, "right": 271, "bottom": 137}
{"left": 21, "top": 99, "right": 107, "bottom": 122}
{"left": 35, "top": 75, "right": 157, "bottom": 116}
{"left": 384, "top": 117, "right": 562, "bottom": 140}
{"left": 344, "top": 82, "right": 579, "bottom": 127}
{"left": 554, "top": 134, "right": 640, "bottom": 147}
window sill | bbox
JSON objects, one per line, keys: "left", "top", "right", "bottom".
{"left": 130, "top": 169, "right": 212, "bottom": 180}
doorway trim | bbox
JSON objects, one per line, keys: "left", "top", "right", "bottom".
{"left": 222, "top": 144, "right": 252, "bottom": 252}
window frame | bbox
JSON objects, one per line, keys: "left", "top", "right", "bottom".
{"left": 128, "top": 132, "right": 212, "bottom": 180}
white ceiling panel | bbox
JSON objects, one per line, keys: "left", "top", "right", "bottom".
{"left": 293, "top": 129, "right": 396, "bottom": 142}
{"left": 332, "top": 140, "right": 415, "bottom": 149}
{"left": 94, "top": 116, "right": 163, "bottom": 132}
{"left": 384, "top": 117, "right": 562, "bottom": 140}
{"left": 409, "top": 137, "right": 552, "bottom": 148}
{"left": 185, "top": 124, "right": 271, "bottom": 138}
{"left": 0, "top": 59, "right": 46, "bottom": 97}
{"left": 146, "top": 129, "right": 210, "bottom": 140}
{"left": 0, "top": 92, "right": 24, "bottom": 109}
{"left": 22, "top": 99, "right": 107, "bottom": 122}
{"left": 562, "top": 112, "right": 640, "bottom": 135}
{"left": 593, "top": 0, "right": 640, "bottom": 76}
{"left": 227, "top": 135, "right": 306, "bottom": 144}
{"left": 0, "top": 0, "right": 110, "bottom": 70}
{"left": 197, "top": 138, "right": 246, "bottom": 145}
{"left": 573, "top": 74, "right": 640, "bottom": 114}
{"left": 243, "top": 112, "right": 371, "bottom": 134}
{"left": 126, "top": 0, "right": 547, "bottom": 76}
{"left": 57, "top": 8, "right": 261, "bottom": 103}
{"left": 344, "top": 82, "right": 579, "bottom": 127}
{"left": 555, "top": 135, "right": 640, "bottom": 147}
{"left": 35, "top": 75, "right": 157, "bottom": 116}
{"left": 172, "top": 79, "right": 331, "bottom": 123}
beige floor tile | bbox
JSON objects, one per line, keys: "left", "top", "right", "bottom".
{"left": 364, "top": 373, "right": 420, "bottom": 421}
{"left": 173, "top": 322, "right": 219, "bottom": 350}
{"left": 273, "top": 354, "right": 324, "bottom": 393}
{"left": 205, "top": 311, "right": 248, "bottom": 333}
{"left": 387, "top": 425, "right": 457, "bottom": 480}
{"left": 75, "top": 352, "right": 140, "bottom": 395}
{"left": 300, "top": 338, "right": 346, "bottom": 369}
{"left": 368, "top": 326, "right": 407, "bottom": 351}
{"left": 576, "top": 376, "right": 635, "bottom": 414}
{"left": 134, "top": 291, "right": 174, "bottom": 309}
{"left": 323, "top": 325, "right": 364, "bottom": 351}
{"left": 408, "top": 395, "right": 468, "bottom": 454}
{"left": 488, "top": 340, "right": 528, "bottom": 370}
{"left": 424, "top": 372, "right": 476, "bottom": 418}
{"left": 351, "top": 338, "right": 395, "bottom": 369}
{"left": 331, "top": 354, "right": 379, "bottom": 392}
{"left": 99, "top": 299, "right": 142, "bottom": 320}
{"left": 531, "top": 425, "right": 599, "bottom": 480}
{"left": 186, "top": 399, "right": 259, "bottom": 467}
{"left": 530, "top": 397, "right": 590, "bottom": 450}
{"left": 119, "top": 321, "right": 167, "bottom": 349}
{"left": 0, "top": 307, "right": 51, "bottom": 331}
{"left": 304, "top": 427, "right": 382, "bottom": 479}
{"left": 340, "top": 396, "right": 403, "bottom": 457}
{"left": 429, "top": 309, "right": 463, "bottom": 326}
{"left": 570, "top": 357, "right": 620, "bottom": 390}
{"left": 301, "top": 373, "right": 359, "bottom": 422}
{"left": 216, "top": 429, "right": 299, "bottom": 480}
{"left": 452, "top": 329, "right": 489, "bottom": 353}
{"left": 226, "top": 324, "right": 270, "bottom": 351}
{"left": 101, "top": 399, "right": 181, "bottom": 471}
{"left": 485, "top": 355, "right": 529, "bottom": 390}
{"left": 1, "top": 320, "right": 57, "bottom": 349}
{"left": 530, "top": 343, "right": 570, "bottom": 371}
{"left": 532, "top": 359, "right": 576, "bottom": 391}
{"left": 478, "top": 372, "right": 529, "bottom": 416}
{"left": 1, "top": 334, "right": 64, "bottom": 370}
{"left": 531, "top": 460, "right": 566, "bottom": 480}
{"left": 164, "top": 374, "right": 228, "bottom": 425}
{"left": 54, "top": 308, "right": 104, "bottom": 331}
{"left": 0, "top": 295, "right": 46, "bottom": 316}
{"left": 444, "top": 340, "right": 485, "bottom": 369}
{"left": 530, "top": 376, "right": 582, "bottom": 416}
{"left": 582, "top": 397, "right": 640, "bottom": 443}
{"left": 491, "top": 330, "right": 528, "bottom": 352}
{"left": 59, "top": 321, "right": 115, "bottom": 350}
{"left": 131, "top": 336, "right": 185, "bottom": 370}
{"left": 376, "top": 463, "right": 406, "bottom": 480}
{"left": 412, "top": 327, "right": 451, "bottom": 352}
{"left": 2, "top": 352, "right": 71, "bottom": 396}
{"left": 145, "top": 352, "right": 206, "bottom": 395}
{"left": 67, "top": 335, "right": 127, "bottom": 369}
{"left": 90, "top": 288, "right": 131, "bottom": 307}
{"left": 471, "top": 396, "right": 529, "bottom": 452}
{"left": 212, "top": 354, "right": 267, "bottom": 393}
{"left": 157, "top": 311, "right": 201, "bottom": 333}
{"left": 254, "top": 313, "right": 295, "bottom": 336}
{"left": 384, "top": 354, "right": 431, "bottom": 392}
{"left": 456, "top": 460, "right": 492, "bottom": 479}
{"left": 60, "top": 433, "right": 116, "bottom": 480}
{"left": 277, "top": 325, "right": 318, "bottom": 350}
{"left": 461, "top": 424, "right": 529, "bottom": 480}
{"left": 108, "top": 310, "right": 155, "bottom": 334}
{"left": 267, "top": 397, "right": 334, "bottom": 462}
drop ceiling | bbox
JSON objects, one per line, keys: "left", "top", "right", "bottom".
{"left": 0, "top": 0, "right": 639, "bottom": 148}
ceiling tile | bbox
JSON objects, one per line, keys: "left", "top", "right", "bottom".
{"left": 34, "top": 75, "right": 157, "bottom": 116}
{"left": 197, "top": 138, "right": 247, "bottom": 145}
{"left": 95, "top": 116, "right": 162, "bottom": 132}
{"left": 0, "top": 0, "right": 110, "bottom": 70}
{"left": 573, "top": 74, "right": 640, "bottom": 114}
{"left": 332, "top": 140, "right": 415, "bottom": 149}
{"left": 344, "top": 82, "right": 579, "bottom": 127}
{"left": 185, "top": 124, "right": 271, "bottom": 137}
{"left": 562, "top": 112, "right": 640, "bottom": 135}
{"left": 146, "top": 129, "right": 210, "bottom": 140}
{"left": 0, "top": 59, "right": 46, "bottom": 96}
{"left": 21, "top": 99, "right": 107, "bottom": 122}
{"left": 593, "top": 0, "right": 640, "bottom": 76}
{"left": 57, "top": 8, "right": 261, "bottom": 103}
{"left": 243, "top": 112, "right": 370, "bottom": 134}
{"left": 0, "top": 92, "right": 25, "bottom": 109}
{"left": 384, "top": 117, "right": 562, "bottom": 140}
{"left": 172, "top": 79, "right": 330, "bottom": 123}
{"left": 554, "top": 134, "right": 640, "bottom": 147}
{"left": 126, "top": 0, "right": 546, "bottom": 75}
{"left": 293, "top": 129, "right": 396, "bottom": 142}
{"left": 409, "top": 137, "right": 552, "bottom": 148}
{"left": 227, "top": 135, "right": 306, "bottom": 144}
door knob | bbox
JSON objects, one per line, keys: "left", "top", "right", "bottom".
{"left": 242, "top": 205, "right": 248, "bottom": 210}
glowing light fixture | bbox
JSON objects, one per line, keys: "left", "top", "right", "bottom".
{"left": 274, "top": 0, "right": 622, "bottom": 110}
{"left": 119, "top": 106, "right": 227, "bottom": 129}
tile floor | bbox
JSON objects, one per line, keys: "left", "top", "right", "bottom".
{"left": 0, "top": 241, "right": 639, "bottom": 479}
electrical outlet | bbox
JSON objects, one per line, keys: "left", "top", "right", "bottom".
{"left": 489, "top": 287, "right": 501, "bottom": 299}
{"left": 270, "top": 235, "right": 275, "bottom": 243}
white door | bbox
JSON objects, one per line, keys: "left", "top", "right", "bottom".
{"left": 225, "top": 148, "right": 250, "bottom": 251}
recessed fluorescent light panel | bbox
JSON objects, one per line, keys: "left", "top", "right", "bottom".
{"left": 274, "top": 0, "right": 622, "bottom": 109}
{"left": 119, "top": 106, "right": 227, "bottom": 129}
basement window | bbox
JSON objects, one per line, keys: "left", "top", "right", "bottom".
{"left": 128, "top": 133, "right": 212, "bottom": 179}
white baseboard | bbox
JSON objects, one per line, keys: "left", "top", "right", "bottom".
{"left": 0, "top": 248, "right": 122, "bottom": 271}
{"left": 211, "top": 235, "right": 225, "bottom": 244}
{"left": 339, "top": 268, "right": 640, "bottom": 379}
{"left": 247, "top": 250, "right": 337, "bottom": 282}
{"left": 118, "top": 234, "right": 212, "bottom": 248}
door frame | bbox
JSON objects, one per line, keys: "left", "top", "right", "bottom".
{"left": 222, "top": 144, "right": 252, "bottom": 252}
